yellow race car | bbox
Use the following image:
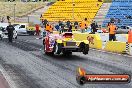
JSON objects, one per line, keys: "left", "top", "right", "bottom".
{"left": 43, "top": 32, "right": 89, "bottom": 56}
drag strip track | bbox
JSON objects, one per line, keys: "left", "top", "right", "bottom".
{"left": 0, "top": 58, "right": 43, "bottom": 88}
{"left": 8, "top": 39, "right": 132, "bottom": 74}
{"left": 3, "top": 39, "right": 42, "bottom": 51}
{"left": 0, "top": 37, "right": 132, "bottom": 88}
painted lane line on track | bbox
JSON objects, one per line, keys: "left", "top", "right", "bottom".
{"left": 90, "top": 48, "right": 132, "bottom": 58}
{"left": 0, "top": 65, "right": 17, "bottom": 88}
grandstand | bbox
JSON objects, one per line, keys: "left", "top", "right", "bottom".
{"left": 103, "top": 0, "right": 132, "bottom": 27}
{"left": 42, "top": 0, "right": 103, "bottom": 25}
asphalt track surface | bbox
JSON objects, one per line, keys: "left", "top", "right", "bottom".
{"left": 0, "top": 35, "right": 132, "bottom": 88}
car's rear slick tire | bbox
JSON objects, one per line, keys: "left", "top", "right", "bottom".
{"left": 83, "top": 44, "right": 89, "bottom": 55}
{"left": 79, "top": 42, "right": 89, "bottom": 55}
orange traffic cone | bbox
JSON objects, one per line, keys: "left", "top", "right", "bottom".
{"left": 128, "top": 29, "right": 132, "bottom": 43}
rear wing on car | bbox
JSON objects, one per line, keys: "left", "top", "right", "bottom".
{"left": 62, "top": 32, "right": 73, "bottom": 38}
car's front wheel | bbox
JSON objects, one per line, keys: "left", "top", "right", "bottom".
{"left": 43, "top": 42, "right": 54, "bottom": 55}
{"left": 53, "top": 43, "right": 62, "bottom": 55}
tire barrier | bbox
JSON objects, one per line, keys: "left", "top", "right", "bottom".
{"left": 125, "top": 43, "right": 132, "bottom": 55}
{"left": 126, "top": 42, "right": 129, "bottom": 53}
{"left": 126, "top": 30, "right": 132, "bottom": 55}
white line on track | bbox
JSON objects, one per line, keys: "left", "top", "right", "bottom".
{"left": 90, "top": 48, "right": 132, "bottom": 58}
{"left": 0, "top": 65, "right": 17, "bottom": 88}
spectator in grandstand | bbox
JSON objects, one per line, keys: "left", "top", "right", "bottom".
{"left": 116, "top": 18, "right": 121, "bottom": 23}
{"left": 74, "top": 21, "right": 78, "bottom": 29}
{"left": 110, "top": 18, "right": 115, "bottom": 23}
{"left": 126, "top": 15, "right": 132, "bottom": 19}
{"left": 108, "top": 22, "right": 117, "bottom": 41}
{"left": 66, "top": 20, "right": 71, "bottom": 28}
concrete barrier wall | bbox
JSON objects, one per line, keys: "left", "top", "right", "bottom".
{"left": 73, "top": 33, "right": 102, "bottom": 49}
{"left": 104, "top": 41, "right": 126, "bottom": 53}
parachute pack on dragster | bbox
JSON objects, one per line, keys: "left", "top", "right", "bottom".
{"left": 76, "top": 67, "right": 131, "bottom": 85}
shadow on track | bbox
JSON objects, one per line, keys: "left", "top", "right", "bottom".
{"left": 43, "top": 53, "right": 87, "bottom": 61}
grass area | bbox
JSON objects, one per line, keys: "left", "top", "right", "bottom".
{"left": 0, "top": 2, "right": 45, "bottom": 17}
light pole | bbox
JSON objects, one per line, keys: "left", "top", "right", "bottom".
{"left": 14, "top": 4, "right": 16, "bottom": 23}
{"left": 72, "top": 0, "right": 74, "bottom": 20}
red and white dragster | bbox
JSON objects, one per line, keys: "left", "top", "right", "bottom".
{"left": 43, "top": 32, "right": 89, "bottom": 56}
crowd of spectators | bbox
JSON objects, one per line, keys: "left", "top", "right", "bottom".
{"left": 40, "top": 18, "right": 100, "bottom": 34}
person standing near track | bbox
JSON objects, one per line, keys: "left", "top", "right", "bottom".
{"left": 80, "top": 18, "right": 87, "bottom": 33}
{"left": 35, "top": 24, "right": 40, "bottom": 36}
{"left": 6, "top": 22, "right": 15, "bottom": 43}
{"left": 109, "top": 22, "right": 117, "bottom": 41}
{"left": 45, "top": 22, "right": 53, "bottom": 33}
